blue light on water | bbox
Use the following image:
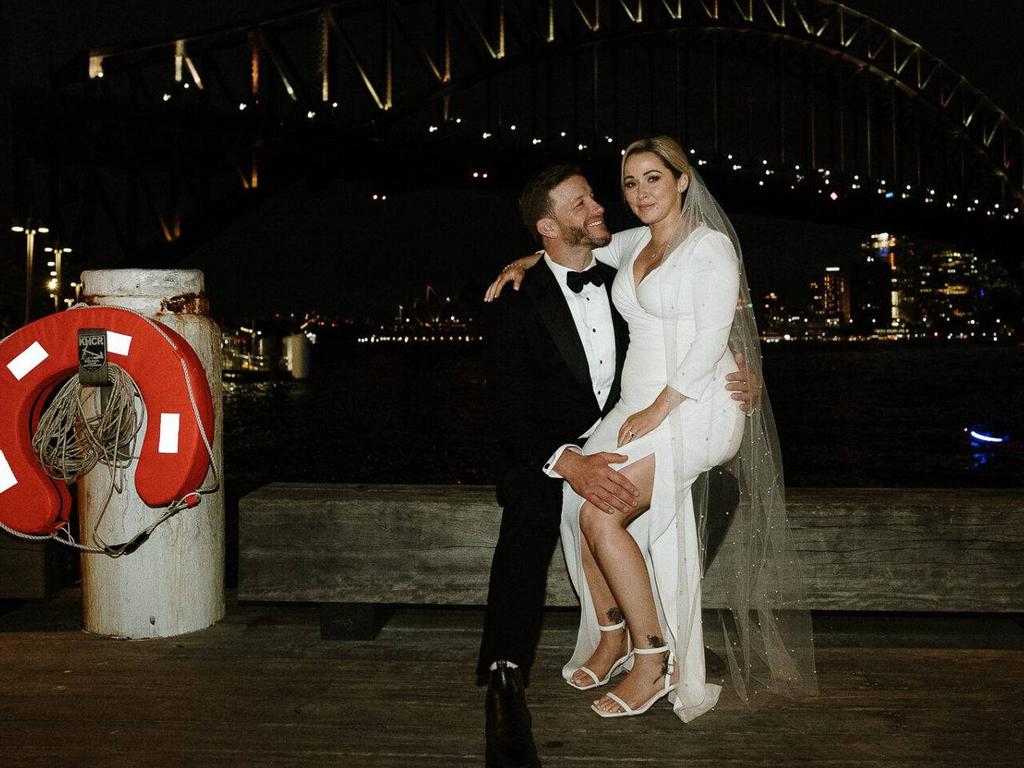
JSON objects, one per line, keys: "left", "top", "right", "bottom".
{"left": 884, "top": 191, "right": 895, "bottom": 199}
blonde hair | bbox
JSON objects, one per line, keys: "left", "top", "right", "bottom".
{"left": 620, "top": 136, "right": 692, "bottom": 191}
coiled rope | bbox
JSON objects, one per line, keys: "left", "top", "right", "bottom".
{"left": 0, "top": 304, "right": 220, "bottom": 557}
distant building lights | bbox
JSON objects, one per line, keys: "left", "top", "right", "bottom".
{"left": 509, "top": 124, "right": 517, "bottom": 131}
{"left": 239, "top": 102, "right": 247, "bottom": 111}
{"left": 162, "top": 93, "right": 171, "bottom": 102}
{"left": 532, "top": 138, "right": 542, "bottom": 145}
{"left": 428, "top": 125, "right": 438, "bottom": 133}
{"left": 829, "top": 192, "right": 839, "bottom": 201}
{"left": 482, "top": 131, "right": 492, "bottom": 139}
{"left": 560, "top": 131, "right": 567, "bottom": 137}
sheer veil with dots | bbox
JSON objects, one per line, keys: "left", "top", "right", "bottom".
{"left": 661, "top": 163, "right": 818, "bottom": 707}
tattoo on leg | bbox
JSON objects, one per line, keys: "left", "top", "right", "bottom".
{"left": 606, "top": 607, "right": 624, "bottom": 624}
{"left": 645, "top": 635, "right": 667, "bottom": 683}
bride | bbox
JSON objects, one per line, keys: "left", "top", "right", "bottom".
{"left": 489, "top": 136, "right": 816, "bottom": 722}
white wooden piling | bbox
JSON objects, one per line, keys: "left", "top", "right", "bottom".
{"left": 78, "top": 269, "right": 225, "bottom": 638}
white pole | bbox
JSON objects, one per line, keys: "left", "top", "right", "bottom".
{"left": 78, "top": 269, "right": 225, "bottom": 638}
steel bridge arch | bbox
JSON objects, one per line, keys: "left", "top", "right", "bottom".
{"left": 38, "top": 0, "right": 1023, "bottom": 260}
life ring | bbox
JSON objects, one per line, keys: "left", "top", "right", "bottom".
{"left": 0, "top": 307, "right": 215, "bottom": 535}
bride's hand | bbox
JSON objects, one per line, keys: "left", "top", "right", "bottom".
{"left": 617, "top": 388, "right": 685, "bottom": 447}
{"left": 484, "top": 252, "right": 544, "bottom": 302}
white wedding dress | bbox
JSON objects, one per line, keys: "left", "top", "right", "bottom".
{"left": 559, "top": 224, "right": 745, "bottom": 723}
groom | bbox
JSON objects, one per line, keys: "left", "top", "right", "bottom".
{"left": 480, "top": 164, "right": 753, "bottom": 767}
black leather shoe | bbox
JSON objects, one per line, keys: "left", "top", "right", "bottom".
{"left": 485, "top": 661, "right": 541, "bottom": 768}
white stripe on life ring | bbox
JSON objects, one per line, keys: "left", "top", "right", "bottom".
{"left": 158, "top": 413, "right": 180, "bottom": 454}
{"left": 6, "top": 341, "right": 49, "bottom": 381}
{"left": 0, "top": 449, "right": 16, "bottom": 494}
{"left": 107, "top": 330, "right": 133, "bottom": 356}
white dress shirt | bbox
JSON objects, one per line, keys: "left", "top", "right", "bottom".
{"left": 540, "top": 254, "right": 617, "bottom": 477}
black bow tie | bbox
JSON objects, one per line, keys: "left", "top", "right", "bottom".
{"left": 566, "top": 267, "right": 605, "bottom": 293}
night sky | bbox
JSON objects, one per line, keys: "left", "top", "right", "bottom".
{"left": 3, "top": 1, "right": 1023, "bottom": 321}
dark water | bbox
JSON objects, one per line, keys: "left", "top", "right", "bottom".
{"left": 219, "top": 342, "right": 1021, "bottom": 584}
{"left": 223, "top": 343, "right": 1023, "bottom": 499}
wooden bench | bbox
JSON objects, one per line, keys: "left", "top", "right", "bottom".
{"left": 238, "top": 483, "right": 1024, "bottom": 638}
{"left": 0, "top": 538, "right": 62, "bottom": 599}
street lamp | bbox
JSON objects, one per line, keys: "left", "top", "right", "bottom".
{"left": 11, "top": 221, "right": 50, "bottom": 323}
{"left": 44, "top": 244, "right": 72, "bottom": 311}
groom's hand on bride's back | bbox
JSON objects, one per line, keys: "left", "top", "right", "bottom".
{"left": 556, "top": 450, "right": 640, "bottom": 515}
{"left": 725, "top": 351, "right": 762, "bottom": 413}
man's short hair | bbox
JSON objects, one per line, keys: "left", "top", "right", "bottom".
{"left": 518, "top": 164, "right": 582, "bottom": 243}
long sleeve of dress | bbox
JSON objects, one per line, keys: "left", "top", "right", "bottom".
{"left": 667, "top": 231, "right": 740, "bottom": 401}
{"left": 592, "top": 227, "right": 647, "bottom": 269}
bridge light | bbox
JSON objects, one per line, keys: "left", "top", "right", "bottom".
{"left": 162, "top": 93, "right": 171, "bottom": 101}
{"left": 952, "top": 194, "right": 958, "bottom": 200}
{"left": 306, "top": 110, "right": 315, "bottom": 119}
{"left": 428, "top": 125, "right": 438, "bottom": 133}
{"left": 482, "top": 131, "right": 492, "bottom": 139}
{"left": 758, "top": 181, "right": 764, "bottom": 186}
{"left": 560, "top": 131, "right": 567, "bottom": 137}
{"left": 578, "top": 144, "right": 586, "bottom": 150}
{"left": 239, "top": 102, "right": 247, "bottom": 111}
{"left": 509, "top": 124, "right": 516, "bottom": 131}
{"left": 455, "top": 117, "right": 462, "bottom": 124}
{"left": 532, "top": 138, "right": 542, "bottom": 145}
{"left": 332, "top": 102, "right": 338, "bottom": 108}
{"left": 607, "top": 137, "right": 614, "bottom": 143}
{"left": 762, "top": 159, "right": 768, "bottom": 165}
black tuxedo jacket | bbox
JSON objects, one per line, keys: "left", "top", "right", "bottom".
{"left": 486, "top": 259, "right": 628, "bottom": 503}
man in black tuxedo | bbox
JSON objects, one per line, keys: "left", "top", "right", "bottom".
{"left": 480, "top": 165, "right": 752, "bottom": 767}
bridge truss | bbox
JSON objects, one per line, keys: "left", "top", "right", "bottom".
{"left": 14, "top": 0, "right": 1024, "bottom": 267}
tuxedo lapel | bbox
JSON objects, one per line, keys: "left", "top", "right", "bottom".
{"left": 523, "top": 261, "right": 594, "bottom": 398}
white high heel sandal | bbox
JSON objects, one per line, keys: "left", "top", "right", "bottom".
{"left": 591, "top": 645, "right": 677, "bottom": 718}
{"left": 566, "top": 620, "right": 633, "bottom": 691}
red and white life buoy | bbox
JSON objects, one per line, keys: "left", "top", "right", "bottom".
{"left": 0, "top": 307, "right": 215, "bottom": 535}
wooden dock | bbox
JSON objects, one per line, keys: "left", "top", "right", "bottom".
{"left": 1, "top": 591, "right": 1022, "bottom": 767}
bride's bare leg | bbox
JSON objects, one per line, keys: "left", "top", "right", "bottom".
{"left": 567, "top": 534, "right": 630, "bottom": 687}
{"left": 578, "top": 454, "right": 678, "bottom": 714}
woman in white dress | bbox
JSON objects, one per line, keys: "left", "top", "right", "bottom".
{"left": 492, "top": 136, "right": 816, "bottom": 722}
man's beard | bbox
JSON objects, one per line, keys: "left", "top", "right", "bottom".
{"left": 564, "top": 224, "right": 612, "bottom": 248}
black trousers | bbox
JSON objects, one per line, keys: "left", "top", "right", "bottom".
{"left": 477, "top": 468, "right": 564, "bottom": 685}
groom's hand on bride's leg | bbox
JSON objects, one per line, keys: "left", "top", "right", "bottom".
{"left": 557, "top": 450, "right": 640, "bottom": 516}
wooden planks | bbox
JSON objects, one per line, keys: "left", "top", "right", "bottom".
{"left": 0, "top": 598, "right": 1022, "bottom": 767}
{"left": 238, "top": 484, "right": 1024, "bottom": 612}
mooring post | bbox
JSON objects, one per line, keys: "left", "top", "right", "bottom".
{"left": 78, "top": 269, "right": 225, "bottom": 638}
